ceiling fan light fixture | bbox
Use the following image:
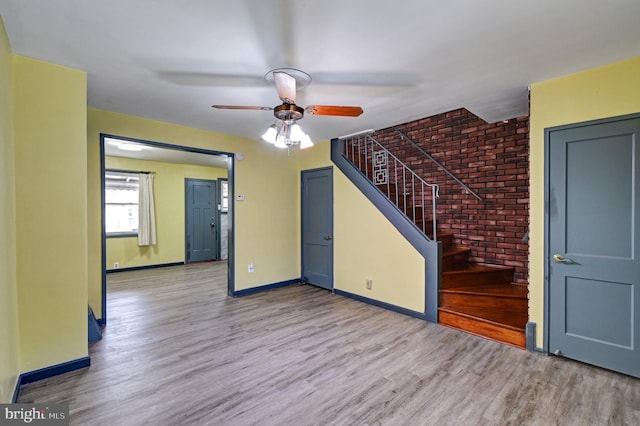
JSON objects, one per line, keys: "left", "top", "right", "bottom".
{"left": 274, "top": 133, "right": 288, "bottom": 149}
{"left": 300, "top": 134, "right": 314, "bottom": 149}
{"left": 267, "top": 120, "right": 313, "bottom": 149}
{"left": 261, "top": 123, "right": 277, "bottom": 144}
{"left": 274, "top": 121, "right": 291, "bottom": 148}
{"left": 289, "top": 123, "right": 305, "bottom": 142}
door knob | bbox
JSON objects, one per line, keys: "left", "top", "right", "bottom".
{"left": 324, "top": 235, "right": 332, "bottom": 240}
{"left": 553, "top": 254, "right": 572, "bottom": 264}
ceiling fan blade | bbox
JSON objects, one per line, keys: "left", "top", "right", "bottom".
{"left": 211, "top": 105, "right": 273, "bottom": 111}
{"left": 305, "top": 105, "right": 364, "bottom": 117}
{"left": 274, "top": 71, "right": 297, "bottom": 104}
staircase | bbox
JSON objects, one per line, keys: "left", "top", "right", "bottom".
{"left": 439, "top": 242, "right": 528, "bottom": 348}
{"left": 340, "top": 134, "right": 528, "bottom": 349}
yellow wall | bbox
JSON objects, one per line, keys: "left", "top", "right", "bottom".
{"left": 104, "top": 156, "right": 227, "bottom": 270}
{"left": 13, "top": 56, "right": 88, "bottom": 372}
{"left": 529, "top": 56, "right": 640, "bottom": 347}
{"left": 295, "top": 141, "right": 427, "bottom": 313}
{"left": 334, "top": 171, "right": 426, "bottom": 311}
{"left": 88, "top": 109, "right": 301, "bottom": 318}
{"left": 0, "top": 16, "right": 19, "bottom": 403}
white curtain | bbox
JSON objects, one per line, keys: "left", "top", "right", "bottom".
{"left": 138, "top": 173, "right": 157, "bottom": 246}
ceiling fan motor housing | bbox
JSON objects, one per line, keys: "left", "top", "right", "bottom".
{"left": 274, "top": 103, "right": 304, "bottom": 121}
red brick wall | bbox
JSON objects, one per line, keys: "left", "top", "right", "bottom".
{"left": 374, "top": 108, "right": 529, "bottom": 284}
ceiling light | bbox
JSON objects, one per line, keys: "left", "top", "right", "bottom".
{"left": 117, "top": 143, "right": 144, "bottom": 151}
{"left": 261, "top": 124, "right": 277, "bottom": 144}
{"left": 300, "top": 134, "right": 314, "bottom": 149}
{"left": 262, "top": 120, "right": 313, "bottom": 149}
{"left": 289, "top": 123, "right": 305, "bottom": 142}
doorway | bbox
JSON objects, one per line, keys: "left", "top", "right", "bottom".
{"left": 546, "top": 113, "right": 640, "bottom": 378}
{"left": 185, "top": 178, "right": 218, "bottom": 263}
{"left": 301, "top": 167, "right": 334, "bottom": 290}
{"left": 100, "top": 134, "right": 235, "bottom": 323}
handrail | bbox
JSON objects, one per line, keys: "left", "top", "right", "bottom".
{"left": 392, "top": 127, "right": 483, "bottom": 201}
{"left": 341, "top": 132, "right": 439, "bottom": 241}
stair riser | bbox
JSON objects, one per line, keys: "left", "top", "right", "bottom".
{"left": 438, "top": 234, "right": 454, "bottom": 249}
{"left": 442, "top": 251, "right": 469, "bottom": 270}
{"left": 439, "top": 293, "right": 527, "bottom": 311}
{"left": 438, "top": 310, "right": 526, "bottom": 349}
{"left": 442, "top": 269, "right": 513, "bottom": 288}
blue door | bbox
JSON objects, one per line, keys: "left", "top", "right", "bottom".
{"left": 186, "top": 179, "right": 218, "bottom": 263}
{"left": 548, "top": 114, "right": 640, "bottom": 378}
{"left": 301, "top": 167, "right": 333, "bottom": 290}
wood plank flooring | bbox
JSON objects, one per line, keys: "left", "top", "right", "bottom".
{"left": 18, "top": 262, "right": 640, "bottom": 425}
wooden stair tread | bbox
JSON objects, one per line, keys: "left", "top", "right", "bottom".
{"left": 442, "top": 246, "right": 469, "bottom": 256}
{"left": 436, "top": 232, "right": 454, "bottom": 241}
{"left": 438, "top": 305, "right": 526, "bottom": 331}
{"left": 440, "top": 284, "right": 528, "bottom": 299}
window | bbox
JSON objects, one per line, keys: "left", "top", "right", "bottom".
{"left": 220, "top": 179, "right": 229, "bottom": 212}
{"left": 105, "top": 171, "right": 139, "bottom": 236}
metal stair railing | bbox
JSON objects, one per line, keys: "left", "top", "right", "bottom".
{"left": 341, "top": 132, "right": 439, "bottom": 241}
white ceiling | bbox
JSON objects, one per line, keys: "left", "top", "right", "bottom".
{"left": 2, "top": 0, "right": 640, "bottom": 146}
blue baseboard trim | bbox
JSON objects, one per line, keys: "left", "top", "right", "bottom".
{"left": 334, "top": 289, "right": 428, "bottom": 321}
{"left": 12, "top": 357, "right": 90, "bottom": 402}
{"left": 525, "top": 322, "right": 548, "bottom": 354}
{"left": 526, "top": 321, "right": 536, "bottom": 352}
{"left": 20, "top": 357, "right": 91, "bottom": 386}
{"left": 11, "top": 378, "right": 20, "bottom": 403}
{"left": 106, "top": 261, "right": 185, "bottom": 273}
{"left": 233, "top": 279, "right": 300, "bottom": 297}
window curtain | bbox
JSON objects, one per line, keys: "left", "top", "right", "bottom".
{"left": 138, "top": 173, "right": 157, "bottom": 246}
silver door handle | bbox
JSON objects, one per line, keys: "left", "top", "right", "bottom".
{"left": 553, "top": 254, "right": 572, "bottom": 264}
{"left": 324, "top": 235, "right": 332, "bottom": 240}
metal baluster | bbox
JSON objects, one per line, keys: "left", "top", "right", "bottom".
{"left": 394, "top": 158, "right": 398, "bottom": 208}
{"left": 340, "top": 133, "right": 439, "bottom": 242}
{"left": 432, "top": 185, "right": 437, "bottom": 241}
{"left": 421, "top": 183, "right": 426, "bottom": 235}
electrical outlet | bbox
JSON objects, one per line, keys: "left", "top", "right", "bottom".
{"left": 113, "top": 262, "right": 119, "bottom": 269}
{"left": 248, "top": 262, "right": 254, "bottom": 273}
{"left": 366, "top": 279, "right": 372, "bottom": 290}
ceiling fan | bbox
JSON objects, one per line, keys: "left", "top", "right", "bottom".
{"left": 212, "top": 68, "right": 363, "bottom": 149}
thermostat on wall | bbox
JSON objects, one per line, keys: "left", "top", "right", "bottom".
{"left": 236, "top": 194, "right": 245, "bottom": 201}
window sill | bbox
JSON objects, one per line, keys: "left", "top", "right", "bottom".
{"left": 106, "top": 232, "right": 138, "bottom": 238}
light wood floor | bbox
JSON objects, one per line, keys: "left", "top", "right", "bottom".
{"left": 18, "top": 262, "right": 640, "bottom": 425}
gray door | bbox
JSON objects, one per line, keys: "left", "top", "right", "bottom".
{"left": 548, "top": 115, "right": 640, "bottom": 378}
{"left": 185, "top": 179, "right": 217, "bottom": 263}
{"left": 301, "top": 167, "right": 333, "bottom": 290}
